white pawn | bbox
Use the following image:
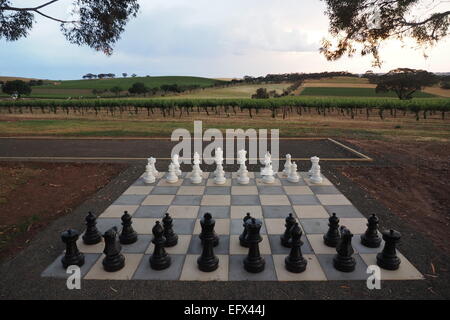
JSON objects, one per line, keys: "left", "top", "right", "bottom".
{"left": 310, "top": 164, "right": 323, "bottom": 184}
{"left": 287, "top": 162, "right": 300, "bottom": 183}
{"left": 172, "top": 154, "right": 182, "bottom": 176}
{"left": 143, "top": 164, "right": 156, "bottom": 184}
{"left": 213, "top": 148, "right": 223, "bottom": 177}
{"left": 193, "top": 152, "right": 203, "bottom": 175}
{"left": 261, "top": 151, "right": 272, "bottom": 176}
{"left": 262, "top": 164, "right": 275, "bottom": 184}
{"left": 190, "top": 164, "right": 203, "bottom": 184}
{"left": 283, "top": 154, "right": 292, "bottom": 177}
{"left": 166, "top": 163, "right": 179, "bottom": 184}
{"left": 309, "top": 156, "right": 320, "bottom": 177}
{"left": 148, "top": 157, "right": 159, "bottom": 177}
{"left": 237, "top": 150, "right": 250, "bottom": 185}
{"left": 214, "top": 164, "right": 226, "bottom": 185}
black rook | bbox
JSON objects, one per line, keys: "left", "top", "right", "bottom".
{"left": 377, "top": 229, "right": 401, "bottom": 270}
{"left": 61, "top": 229, "right": 85, "bottom": 269}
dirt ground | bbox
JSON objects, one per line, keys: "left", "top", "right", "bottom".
{"left": 0, "top": 162, "right": 127, "bottom": 261}
{"left": 339, "top": 139, "right": 450, "bottom": 254}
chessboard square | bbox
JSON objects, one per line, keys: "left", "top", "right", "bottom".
{"left": 157, "top": 179, "right": 183, "bottom": 187}
{"left": 230, "top": 219, "right": 267, "bottom": 235}
{"left": 188, "top": 235, "right": 230, "bottom": 255}
{"left": 100, "top": 205, "right": 138, "bottom": 218}
{"left": 324, "top": 205, "right": 364, "bottom": 218}
{"left": 306, "top": 234, "right": 338, "bottom": 254}
{"left": 265, "top": 219, "right": 288, "bottom": 235}
{"left": 77, "top": 238, "right": 104, "bottom": 254}
{"left": 231, "top": 195, "right": 261, "bottom": 206}
{"left": 206, "top": 179, "right": 232, "bottom": 187}
{"left": 360, "top": 253, "right": 423, "bottom": 280}
{"left": 199, "top": 206, "right": 230, "bottom": 219}
{"left": 294, "top": 205, "right": 329, "bottom": 219}
{"left": 133, "top": 254, "right": 185, "bottom": 280}
{"left": 173, "top": 219, "right": 196, "bottom": 235}
{"left": 41, "top": 253, "right": 101, "bottom": 279}
{"left": 172, "top": 195, "right": 202, "bottom": 206}
{"left": 95, "top": 218, "right": 122, "bottom": 234}
{"left": 352, "top": 235, "right": 385, "bottom": 254}
{"left": 288, "top": 195, "right": 320, "bottom": 205}
{"left": 123, "top": 186, "right": 153, "bottom": 195}
{"left": 84, "top": 253, "right": 143, "bottom": 280}
{"left": 228, "top": 255, "right": 277, "bottom": 281}
{"left": 167, "top": 206, "right": 199, "bottom": 219}
{"left": 256, "top": 178, "right": 282, "bottom": 186}
{"left": 205, "top": 186, "right": 231, "bottom": 195}
{"left": 113, "top": 195, "right": 146, "bottom": 206}
{"left": 231, "top": 186, "right": 258, "bottom": 195}
{"left": 146, "top": 235, "right": 192, "bottom": 255}
{"left": 268, "top": 234, "right": 312, "bottom": 255}
{"left": 339, "top": 218, "right": 368, "bottom": 234}
{"left": 177, "top": 186, "right": 205, "bottom": 195}
{"left": 229, "top": 235, "right": 271, "bottom": 255}
{"left": 262, "top": 206, "right": 295, "bottom": 218}
{"left": 133, "top": 205, "right": 169, "bottom": 218}
{"left": 142, "top": 195, "right": 175, "bottom": 206}
{"left": 300, "top": 219, "right": 330, "bottom": 234}
{"left": 283, "top": 186, "right": 313, "bottom": 195}
{"left": 193, "top": 219, "right": 230, "bottom": 235}
{"left": 201, "top": 195, "right": 231, "bottom": 206}
{"left": 316, "top": 254, "right": 369, "bottom": 281}
{"left": 257, "top": 186, "right": 285, "bottom": 195}
{"left": 317, "top": 194, "right": 352, "bottom": 206}
{"left": 260, "top": 195, "right": 290, "bottom": 206}
{"left": 273, "top": 254, "right": 327, "bottom": 281}
{"left": 230, "top": 206, "right": 263, "bottom": 219}
{"left": 150, "top": 186, "right": 179, "bottom": 195}
{"left": 309, "top": 186, "right": 342, "bottom": 195}
{"left": 122, "top": 235, "right": 152, "bottom": 253}
{"left": 132, "top": 218, "right": 158, "bottom": 234}
{"left": 180, "top": 255, "right": 229, "bottom": 281}
{"left": 280, "top": 179, "right": 307, "bottom": 186}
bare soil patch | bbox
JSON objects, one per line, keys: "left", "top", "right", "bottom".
{"left": 339, "top": 139, "right": 450, "bottom": 253}
{"left": 0, "top": 162, "right": 127, "bottom": 261}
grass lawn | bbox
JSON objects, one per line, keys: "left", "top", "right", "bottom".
{"left": 300, "top": 87, "right": 437, "bottom": 98}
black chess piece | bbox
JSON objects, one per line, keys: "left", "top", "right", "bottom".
{"left": 119, "top": 211, "right": 138, "bottom": 245}
{"left": 197, "top": 213, "right": 219, "bottom": 272}
{"left": 162, "top": 213, "right": 178, "bottom": 247}
{"left": 239, "top": 213, "right": 253, "bottom": 247}
{"left": 82, "top": 212, "right": 102, "bottom": 245}
{"left": 377, "top": 229, "right": 401, "bottom": 270}
{"left": 244, "top": 218, "right": 265, "bottom": 273}
{"left": 280, "top": 213, "right": 296, "bottom": 248}
{"left": 149, "top": 221, "right": 171, "bottom": 270}
{"left": 361, "top": 214, "right": 382, "bottom": 248}
{"left": 61, "top": 229, "right": 85, "bottom": 269}
{"left": 333, "top": 226, "right": 356, "bottom": 272}
{"left": 199, "top": 212, "right": 219, "bottom": 247}
{"left": 285, "top": 223, "right": 308, "bottom": 273}
{"left": 323, "top": 213, "right": 340, "bottom": 247}
{"left": 102, "top": 227, "right": 125, "bottom": 272}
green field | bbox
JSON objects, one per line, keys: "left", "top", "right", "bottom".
{"left": 300, "top": 87, "right": 436, "bottom": 98}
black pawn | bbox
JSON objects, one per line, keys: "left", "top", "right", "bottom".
{"left": 163, "top": 213, "right": 178, "bottom": 247}
{"left": 323, "top": 213, "right": 340, "bottom": 247}
{"left": 333, "top": 226, "right": 356, "bottom": 272}
{"left": 285, "top": 223, "right": 308, "bottom": 273}
{"left": 280, "top": 213, "right": 296, "bottom": 248}
{"left": 199, "top": 212, "right": 219, "bottom": 247}
{"left": 239, "top": 213, "right": 253, "bottom": 247}
{"left": 197, "top": 213, "right": 219, "bottom": 272}
{"left": 149, "top": 221, "right": 171, "bottom": 270}
{"left": 361, "top": 214, "right": 382, "bottom": 248}
{"left": 119, "top": 211, "right": 138, "bottom": 245}
{"left": 102, "top": 227, "right": 125, "bottom": 272}
{"left": 377, "top": 229, "right": 402, "bottom": 270}
{"left": 244, "top": 218, "right": 265, "bottom": 273}
{"left": 82, "top": 212, "right": 102, "bottom": 245}
{"left": 61, "top": 229, "right": 85, "bottom": 269}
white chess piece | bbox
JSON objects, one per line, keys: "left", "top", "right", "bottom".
{"left": 260, "top": 151, "right": 272, "bottom": 176}
{"left": 237, "top": 150, "right": 250, "bottom": 185}
{"left": 310, "top": 164, "right": 323, "bottom": 184}
{"left": 166, "top": 163, "right": 179, "bottom": 184}
{"left": 143, "top": 164, "right": 156, "bottom": 184}
{"left": 287, "top": 162, "right": 300, "bottom": 183}
{"left": 213, "top": 148, "right": 223, "bottom": 177}
{"left": 262, "top": 163, "right": 275, "bottom": 184}
{"left": 283, "top": 154, "right": 292, "bottom": 177}
{"left": 190, "top": 164, "right": 203, "bottom": 184}
{"left": 309, "top": 156, "right": 320, "bottom": 177}
{"left": 172, "top": 154, "right": 182, "bottom": 176}
{"left": 193, "top": 152, "right": 203, "bottom": 175}
{"left": 148, "top": 157, "right": 159, "bottom": 177}
{"left": 236, "top": 149, "right": 246, "bottom": 177}
{"left": 214, "top": 163, "right": 227, "bottom": 185}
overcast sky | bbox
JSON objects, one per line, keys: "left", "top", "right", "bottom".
{"left": 1, "top": 0, "right": 449, "bottom": 80}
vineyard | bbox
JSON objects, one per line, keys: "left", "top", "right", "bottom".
{"left": 1, "top": 97, "right": 449, "bottom": 121}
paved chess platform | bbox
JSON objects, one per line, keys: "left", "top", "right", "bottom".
{"left": 42, "top": 172, "right": 423, "bottom": 282}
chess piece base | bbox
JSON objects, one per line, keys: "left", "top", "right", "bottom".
{"left": 143, "top": 175, "right": 156, "bottom": 184}
{"left": 361, "top": 234, "right": 382, "bottom": 248}
{"left": 119, "top": 233, "right": 138, "bottom": 245}
{"left": 61, "top": 253, "right": 85, "bottom": 269}
{"left": 323, "top": 234, "right": 340, "bottom": 248}
{"left": 244, "top": 257, "right": 266, "bottom": 273}
{"left": 285, "top": 256, "right": 307, "bottom": 273}
{"left": 238, "top": 175, "right": 250, "bottom": 185}
{"left": 262, "top": 175, "right": 275, "bottom": 184}
{"left": 333, "top": 255, "right": 356, "bottom": 272}
{"left": 197, "top": 255, "right": 219, "bottom": 272}
{"left": 190, "top": 177, "right": 202, "bottom": 184}
{"left": 82, "top": 233, "right": 102, "bottom": 245}
{"left": 166, "top": 177, "right": 179, "bottom": 184}
{"left": 165, "top": 234, "right": 178, "bottom": 247}
{"left": 103, "top": 254, "right": 125, "bottom": 272}
{"left": 376, "top": 253, "right": 401, "bottom": 270}
{"left": 310, "top": 176, "right": 323, "bottom": 184}
{"left": 287, "top": 176, "right": 300, "bottom": 183}
{"left": 214, "top": 178, "right": 226, "bottom": 185}
{"left": 150, "top": 254, "right": 171, "bottom": 270}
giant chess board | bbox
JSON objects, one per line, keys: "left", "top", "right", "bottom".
{"left": 42, "top": 171, "right": 423, "bottom": 282}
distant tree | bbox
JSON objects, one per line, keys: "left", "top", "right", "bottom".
{"left": 441, "top": 81, "right": 450, "bottom": 90}
{"left": 110, "top": 86, "right": 123, "bottom": 96}
{"left": 82, "top": 73, "right": 96, "bottom": 80}
{"left": 0, "top": 0, "right": 140, "bottom": 55}
{"left": 128, "top": 82, "right": 148, "bottom": 95}
{"left": 160, "top": 84, "right": 181, "bottom": 93}
{"left": 28, "top": 79, "right": 43, "bottom": 86}
{"left": 131, "top": 73, "right": 137, "bottom": 78}
{"left": 107, "top": 73, "right": 115, "bottom": 78}
{"left": 374, "top": 68, "right": 438, "bottom": 100}
{"left": 2, "top": 80, "right": 32, "bottom": 97}
{"left": 251, "top": 88, "right": 270, "bottom": 99}
{"left": 122, "top": 73, "right": 128, "bottom": 78}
